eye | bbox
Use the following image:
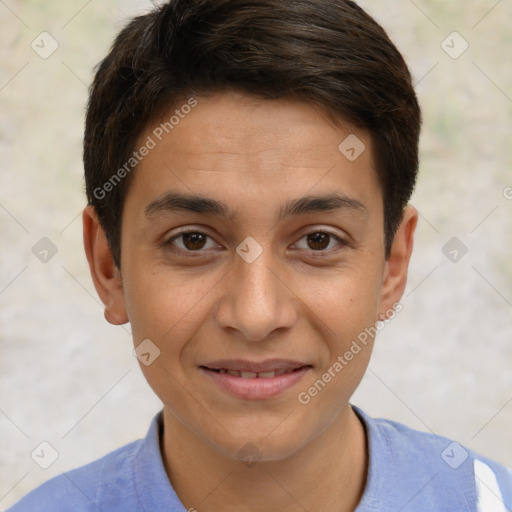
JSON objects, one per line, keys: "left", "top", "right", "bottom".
{"left": 294, "top": 231, "right": 346, "bottom": 253}
{"left": 166, "top": 230, "right": 220, "bottom": 252}
{"left": 164, "top": 228, "right": 347, "bottom": 256}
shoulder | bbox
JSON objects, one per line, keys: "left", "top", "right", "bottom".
{"left": 6, "top": 439, "right": 142, "bottom": 512}
{"left": 354, "top": 406, "right": 512, "bottom": 511}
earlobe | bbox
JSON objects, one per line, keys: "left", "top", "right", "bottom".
{"left": 379, "top": 205, "right": 418, "bottom": 317}
{"left": 82, "top": 205, "right": 129, "bottom": 325}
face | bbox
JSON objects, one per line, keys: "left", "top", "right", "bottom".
{"left": 84, "top": 91, "right": 416, "bottom": 463}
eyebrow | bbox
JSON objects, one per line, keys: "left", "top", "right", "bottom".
{"left": 144, "top": 191, "right": 368, "bottom": 221}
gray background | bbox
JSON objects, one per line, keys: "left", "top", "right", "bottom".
{"left": 1, "top": 0, "right": 511, "bottom": 508}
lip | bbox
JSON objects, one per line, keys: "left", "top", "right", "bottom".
{"left": 199, "top": 360, "right": 312, "bottom": 400}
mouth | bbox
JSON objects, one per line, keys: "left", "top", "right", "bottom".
{"left": 198, "top": 360, "right": 313, "bottom": 399}
{"left": 200, "top": 366, "right": 310, "bottom": 379}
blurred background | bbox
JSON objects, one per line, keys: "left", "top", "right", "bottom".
{"left": 0, "top": 0, "right": 511, "bottom": 507}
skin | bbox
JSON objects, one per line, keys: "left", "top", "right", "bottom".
{"left": 83, "top": 91, "right": 417, "bottom": 512}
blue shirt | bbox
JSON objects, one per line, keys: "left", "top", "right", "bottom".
{"left": 8, "top": 406, "right": 512, "bottom": 511}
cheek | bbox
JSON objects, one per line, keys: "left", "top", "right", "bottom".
{"left": 302, "top": 261, "right": 383, "bottom": 341}
{"left": 123, "top": 268, "right": 216, "bottom": 407}
{"left": 125, "top": 267, "right": 216, "bottom": 343}
{"left": 296, "top": 269, "right": 380, "bottom": 410}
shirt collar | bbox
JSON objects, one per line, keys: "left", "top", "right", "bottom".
{"left": 352, "top": 404, "right": 476, "bottom": 511}
{"left": 134, "top": 410, "right": 186, "bottom": 511}
{"left": 133, "top": 405, "right": 476, "bottom": 511}
{"left": 133, "top": 407, "right": 378, "bottom": 511}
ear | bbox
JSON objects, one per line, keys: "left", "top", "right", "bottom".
{"left": 82, "top": 205, "right": 129, "bottom": 325}
{"left": 378, "top": 205, "right": 418, "bottom": 317}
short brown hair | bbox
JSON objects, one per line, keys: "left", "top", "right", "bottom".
{"left": 84, "top": 0, "right": 421, "bottom": 268}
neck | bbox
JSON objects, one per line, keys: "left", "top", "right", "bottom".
{"left": 161, "top": 404, "right": 368, "bottom": 512}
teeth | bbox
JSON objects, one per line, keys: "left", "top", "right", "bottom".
{"left": 241, "top": 371, "right": 258, "bottom": 378}
{"left": 213, "top": 368, "right": 302, "bottom": 378}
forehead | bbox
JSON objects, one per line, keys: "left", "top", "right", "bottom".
{"left": 150, "top": 92, "right": 369, "bottom": 163}
{"left": 127, "top": 91, "right": 381, "bottom": 218}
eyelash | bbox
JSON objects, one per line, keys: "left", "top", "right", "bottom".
{"left": 164, "top": 228, "right": 348, "bottom": 257}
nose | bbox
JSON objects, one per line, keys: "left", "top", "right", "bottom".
{"left": 214, "top": 248, "right": 298, "bottom": 342}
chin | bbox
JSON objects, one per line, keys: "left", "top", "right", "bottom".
{"left": 208, "top": 420, "right": 310, "bottom": 464}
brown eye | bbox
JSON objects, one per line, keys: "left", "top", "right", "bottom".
{"left": 306, "top": 232, "right": 331, "bottom": 251}
{"left": 182, "top": 232, "right": 207, "bottom": 250}
{"left": 167, "top": 231, "right": 218, "bottom": 252}
{"left": 294, "top": 230, "right": 346, "bottom": 254}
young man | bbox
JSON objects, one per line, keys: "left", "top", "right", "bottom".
{"left": 8, "top": 0, "right": 512, "bottom": 511}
